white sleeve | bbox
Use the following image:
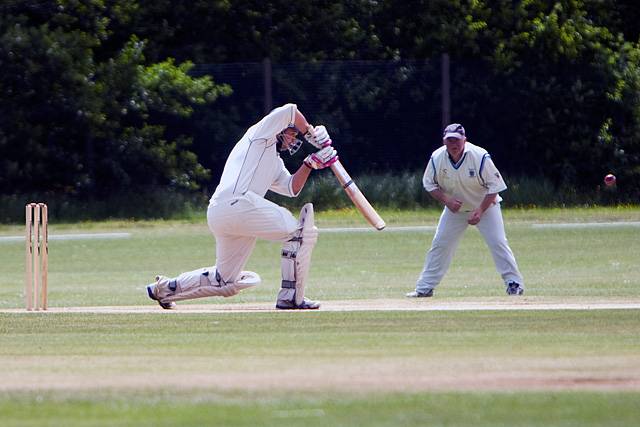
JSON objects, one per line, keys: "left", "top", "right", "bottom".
{"left": 480, "top": 155, "right": 507, "bottom": 193}
{"left": 269, "top": 158, "right": 298, "bottom": 197}
{"left": 253, "top": 104, "right": 297, "bottom": 142}
{"left": 422, "top": 157, "right": 439, "bottom": 192}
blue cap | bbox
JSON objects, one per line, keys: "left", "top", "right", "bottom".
{"left": 443, "top": 123, "right": 465, "bottom": 139}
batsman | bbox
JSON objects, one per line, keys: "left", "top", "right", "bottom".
{"left": 146, "top": 104, "right": 338, "bottom": 309}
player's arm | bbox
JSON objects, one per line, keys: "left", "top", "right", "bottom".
{"left": 423, "top": 156, "right": 462, "bottom": 213}
{"left": 467, "top": 193, "right": 497, "bottom": 225}
{"left": 467, "top": 154, "right": 506, "bottom": 224}
{"left": 428, "top": 188, "right": 462, "bottom": 213}
{"left": 291, "top": 145, "right": 339, "bottom": 194}
{"left": 288, "top": 107, "right": 330, "bottom": 195}
{"left": 291, "top": 163, "right": 313, "bottom": 195}
{"left": 257, "top": 104, "right": 308, "bottom": 143}
{"left": 293, "top": 110, "right": 311, "bottom": 134}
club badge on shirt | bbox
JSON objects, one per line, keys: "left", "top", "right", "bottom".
{"left": 468, "top": 168, "right": 476, "bottom": 177}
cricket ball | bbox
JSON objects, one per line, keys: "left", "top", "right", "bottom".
{"left": 604, "top": 173, "right": 616, "bottom": 187}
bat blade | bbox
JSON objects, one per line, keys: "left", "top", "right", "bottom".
{"left": 329, "top": 160, "right": 386, "bottom": 230}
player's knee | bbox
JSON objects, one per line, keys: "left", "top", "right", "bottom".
{"left": 302, "top": 224, "right": 318, "bottom": 247}
{"left": 298, "top": 202, "right": 318, "bottom": 245}
{"left": 219, "top": 284, "right": 239, "bottom": 297}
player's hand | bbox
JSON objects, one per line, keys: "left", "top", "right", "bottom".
{"left": 305, "top": 125, "right": 332, "bottom": 148}
{"left": 467, "top": 209, "right": 482, "bottom": 225}
{"left": 304, "top": 146, "right": 338, "bottom": 170}
{"left": 445, "top": 196, "right": 462, "bottom": 213}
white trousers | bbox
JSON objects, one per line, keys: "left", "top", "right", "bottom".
{"left": 207, "top": 191, "right": 299, "bottom": 284}
{"left": 416, "top": 203, "right": 523, "bottom": 292}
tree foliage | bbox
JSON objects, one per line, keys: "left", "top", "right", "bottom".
{"left": 132, "top": 0, "right": 640, "bottom": 194}
{"left": 0, "top": 0, "right": 230, "bottom": 197}
{"left": 1, "top": 0, "right": 640, "bottom": 208}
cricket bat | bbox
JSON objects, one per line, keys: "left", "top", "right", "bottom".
{"left": 305, "top": 124, "right": 385, "bottom": 230}
{"left": 329, "top": 160, "right": 386, "bottom": 230}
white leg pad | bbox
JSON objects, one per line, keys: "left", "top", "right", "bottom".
{"left": 160, "top": 267, "right": 260, "bottom": 303}
{"left": 277, "top": 203, "right": 318, "bottom": 306}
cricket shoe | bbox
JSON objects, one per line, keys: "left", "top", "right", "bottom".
{"left": 146, "top": 277, "right": 177, "bottom": 310}
{"left": 405, "top": 289, "right": 434, "bottom": 298}
{"left": 506, "top": 281, "right": 524, "bottom": 296}
{"left": 276, "top": 297, "right": 320, "bottom": 310}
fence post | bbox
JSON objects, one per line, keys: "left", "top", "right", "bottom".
{"left": 441, "top": 53, "right": 451, "bottom": 127}
{"left": 263, "top": 57, "right": 272, "bottom": 114}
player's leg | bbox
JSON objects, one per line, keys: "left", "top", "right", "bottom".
{"left": 476, "top": 203, "right": 524, "bottom": 295}
{"left": 146, "top": 201, "right": 262, "bottom": 308}
{"left": 227, "top": 193, "right": 320, "bottom": 309}
{"left": 216, "top": 192, "right": 320, "bottom": 309}
{"left": 275, "top": 203, "right": 319, "bottom": 309}
{"left": 205, "top": 193, "right": 289, "bottom": 293}
{"left": 211, "top": 233, "right": 259, "bottom": 289}
{"left": 149, "top": 269, "right": 260, "bottom": 305}
{"left": 158, "top": 235, "right": 260, "bottom": 303}
{"left": 147, "top": 192, "right": 319, "bottom": 309}
{"left": 408, "top": 208, "right": 468, "bottom": 297}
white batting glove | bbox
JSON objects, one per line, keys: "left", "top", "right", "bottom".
{"left": 304, "top": 125, "right": 332, "bottom": 148}
{"left": 304, "top": 146, "right": 338, "bottom": 170}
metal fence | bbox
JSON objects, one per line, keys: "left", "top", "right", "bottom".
{"left": 190, "top": 59, "right": 445, "bottom": 180}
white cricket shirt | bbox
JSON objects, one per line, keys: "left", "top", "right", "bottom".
{"left": 210, "top": 104, "right": 300, "bottom": 204}
{"left": 423, "top": 141, "right": 507, "bottom": 211}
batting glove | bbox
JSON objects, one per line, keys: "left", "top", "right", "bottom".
{"left": 304, "top": 146, "right": 338, "bottom": 170}
{"left": 305, "top": 125, "right": 332, "bottom": 148}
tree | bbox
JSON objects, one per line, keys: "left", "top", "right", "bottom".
{"left": 372, "top": 0, "right": 640, "bottom": 193}
{"left": 0, "top": 0, "right": 230, "bottom": 198}
{"left": 2, "top": 0, "right": 640, "bottom": 206}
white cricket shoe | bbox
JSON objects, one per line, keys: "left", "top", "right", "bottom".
{"left": 146, "top": 276, "right": 177, "bottom": 309}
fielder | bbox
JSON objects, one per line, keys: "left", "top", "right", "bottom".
{"left": 146, "top": 103, "right": 338, "bottom": 309}
{"left": 406, "top": 123, "right": 524, "bottom": 298}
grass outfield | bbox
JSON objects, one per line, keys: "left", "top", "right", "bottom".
{"left": 1, "top": 206, "right": 639, "bottom": 306}
{"left": 1, "top": 311, "right": 640, "bottom": 426}
{"left": 1, "top": 206, "right": 639, "bottom": 426}
{"left": 3, "top": 391, "right": 638, "bottom": 426}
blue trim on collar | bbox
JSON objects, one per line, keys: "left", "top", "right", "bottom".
{"left": 449, "top": 152, "right": 467, "bottom": 169}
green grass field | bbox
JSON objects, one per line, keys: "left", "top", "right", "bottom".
{"left": 1, "top": 207, "right": 639, "bottom": 426}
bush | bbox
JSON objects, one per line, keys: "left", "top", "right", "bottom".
{"left": 0, "top": 188, "right": 208, "bottom": 223}
{"left": 1, "top": 173, "right": 635, "bottom": 223}
{"left": 270, "top": 171, "right": 635, "bottom": 211}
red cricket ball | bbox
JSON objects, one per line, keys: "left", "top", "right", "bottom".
{"left": 604, "top": 174, "right": 617, "bottom": 186}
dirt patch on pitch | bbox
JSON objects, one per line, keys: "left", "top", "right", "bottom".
{"left": 3, "top": 298, "right": 640, "bottom": 393}
{"left": 3, "top": 355, "right": 640, "bottom": 393}
{"left": 3, "top": 297, "right": 640, "bottom": 313}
